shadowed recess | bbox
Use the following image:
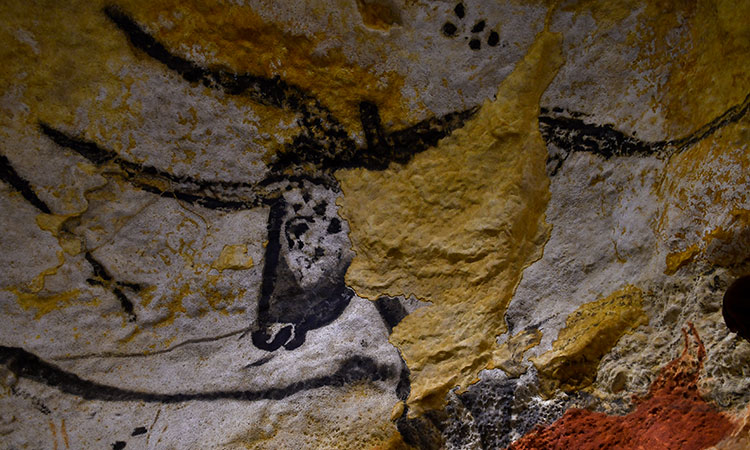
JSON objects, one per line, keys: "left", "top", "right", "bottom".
{"left": 723, "top": 275, "right": 750, "bottom": 342}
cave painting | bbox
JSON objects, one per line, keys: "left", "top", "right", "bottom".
{"left": 1, "top": 3, "right": 749, "bottom": 444}
{"left": 3, "top": 2, "right": 750, "bottom": 407}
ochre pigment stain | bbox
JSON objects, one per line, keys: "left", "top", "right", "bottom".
{"left": 532, "top": 285, "right": 647, "bottom": 395}
{"left": 659, "top": 119, "right": 750, "bottom": 273}
{"left": 648, "top": 0, "right": 750, "bottom": 274}
{"left": 507, "top": 324, "right": 736, "bottom": 450}
{"left": 0, "top": 0, "right": 408, "bottom": 161}
{"left": 0, "top": 0, "right": 405, "bottom": 322}
{"left": 211, "top": 244, "right": 254, "bottom": 272}
{"left": 336, "top": 30, "right": 563, "bottom": 416}
{"left": 114, "top": 0, "right": 410, "bottom": 134}
{"left": 654, "top": 0, "right": 750, "bottom": 135}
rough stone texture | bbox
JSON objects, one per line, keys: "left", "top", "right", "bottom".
{"left": 508, "top": 325, "right": 735, "bottom": 450}
{"left": 337, "top": 29, "right": 561, "bottom": 417}
{"left": 0, "top": 0, "right": 749, "bottom": 449}
{"left": 531, "top": 285, "right": 648, "bottom": 395}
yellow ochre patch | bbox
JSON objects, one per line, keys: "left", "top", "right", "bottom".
{"left": 336, "top": 29, "right": 564, "bottom": 417}
{"left": 658, "top": 116, "right": 750, "bottom": 273}
{"left": 531, "top": 285, "right": 647, "bottom": 396}
{"left": 114, "top": 0, "right": 410, "bottom": 134}
{"left": 0, "top": 0, "right": 408, "bottom": 160}
{"left": 211, "top": 244, "right": 255, "bottom": 271}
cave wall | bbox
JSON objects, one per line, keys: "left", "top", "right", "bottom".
{"left": 1, "top": 0, "right": 749, "bottom": 448}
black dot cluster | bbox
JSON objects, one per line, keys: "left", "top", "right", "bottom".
{"left": 441, "top": 2, "right": 500, "bottom": 51}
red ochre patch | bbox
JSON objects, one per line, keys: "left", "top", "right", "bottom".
{"left": 507, "top": 323, "right": 736, "bottom": 450}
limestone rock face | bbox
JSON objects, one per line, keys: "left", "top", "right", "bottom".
{"left": 0, "top": 0, "right": 748, "bottom": 449}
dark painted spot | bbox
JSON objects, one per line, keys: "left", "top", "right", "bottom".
{"left": 487, "top": 31, "right": 499, "bottom": 47}
{"left": 327, "top": 217, "right": 342, "bottom": 234}
{"left": 314, "top": 247, "right": 325, "bottom": 258}
{"left": 113, "top": 287, "right": 136, "bottom": 322}
{"left": 723, "top": 275, "right": 750, "bottom": 341}
{"left": 469, "top": 39, "right": 481, "bottom": 50}
{"left": 285, "top": 216, "right": 312, "bottom": 249}
{"left": 131, "top": 427, "right": 147, "bottom": 436}
{"left": 471, "top": 20, "right": 485, "bottom": 33}
{"left": 313, "top": 201, "right": 327, "bottom": 215}
{"left": 454, "top": 3, "right": 465, "bottom": 18}
{"left": 442, "top": 22, "right": 457, "bottom": 37}
{"left": 709, "top": 275, "right": 724, "bottom": 292}
{"left": 289, "top": 221, "right": 310, "bottom": 239}
{"left": 113, "top": 442, "right": 126, "bottom": 450}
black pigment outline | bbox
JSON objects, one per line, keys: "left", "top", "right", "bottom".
{"left": 374, "top": 296, "right": 411, "bottom": 401}
{"left": 0, "top": 154, "right": 52, "bottom": 214}
{"left": 1, "top": 3, "right": 749, "bottom": 409}
{"left": 29, "top": 6, "right": 476, "bottom": 354}
{"left": 0, "top": 345, "right": 394, "bottom": 403}
{"left": 101, "top": 6, "right": 357, "bottom": 170}
{"left": 540, "top": 92, "right": 750, "bottom": 175}
{"left": 0, "top": 152, "right": 143, "bottom": 324}
{"left": 84, "top": 252, "right": 140, "bottom": 322}
{"left": 39, "top": 122, "right": 269, "bottom": 212}
{"left": 131, "top": 427, "right": 147, "bottom": 436}
{"left": 251, "top": 197, "right": 356, "bottom": 351}
{"left": 102, "top": 5, "right": 477, "bottom": 175}
{"left": 95, "top": 5, "right": 750, "bottom": 423}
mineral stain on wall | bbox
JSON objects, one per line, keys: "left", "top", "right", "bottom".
{"left": 531, "top": 285, "right": 647, "bottom": 395}
{"left": 336, "top": 28, "right": 563, "bottom": 417}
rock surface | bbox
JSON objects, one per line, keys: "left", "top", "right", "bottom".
{"left": 0, "top": 0, "right": 748, "bottom": 449}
